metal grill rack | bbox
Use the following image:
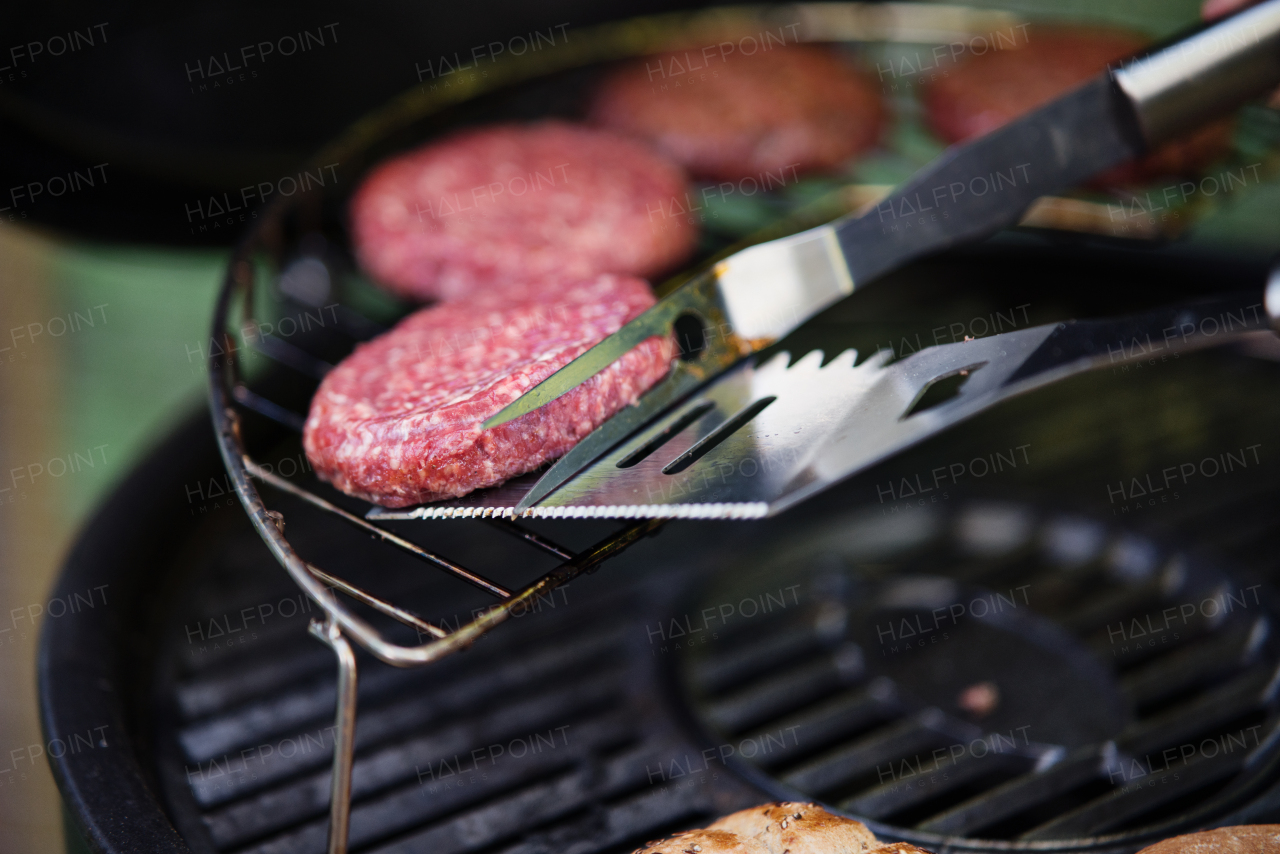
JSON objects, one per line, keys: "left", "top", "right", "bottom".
{"left": 208, "top": 259, "right": 667, "bottom": 854}
{"left": 199, "top": 9, "right": 780, "bottom": 847}
{"left": 203, "top": 5, "right": 1063, "bottom": 852}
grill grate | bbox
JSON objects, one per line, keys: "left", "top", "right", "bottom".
{"left": 152, "top": 488, "right": 1280, "bottom": 854}
{"left": 678, "top": 502, "right": 1280, "bottom": 848}
{"left": 161, "top": 561, "right": 766, "bottom": 854}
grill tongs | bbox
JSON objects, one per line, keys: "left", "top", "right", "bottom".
{"left": 379, "top": 2, "right": 1280, "bottom": 521}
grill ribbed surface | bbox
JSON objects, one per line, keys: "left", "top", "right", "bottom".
{"left": 680, "top": 503, "right": 1280, "bottom": 846}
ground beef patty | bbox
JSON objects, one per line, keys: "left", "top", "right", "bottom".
{"left": 589, "top": 44, "right": 886, "bottom": 182}
{"left": 303, "top": 274, "right": 673, "bottom": 507}
{"left": 923, "top": 27, "right": 1234, "bottom": 186}
{"left": 350, "top": 122, "right": 696, "bottom": 302}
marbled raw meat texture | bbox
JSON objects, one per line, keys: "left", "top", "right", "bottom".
{"left": 589, "top": 45, "right": 887, "bottom": 182}
{"left": 303, "top": 274, "right": 674, "bottom": 506}
{"left": 350, "top": 122, "right": 696, "bottom": 302}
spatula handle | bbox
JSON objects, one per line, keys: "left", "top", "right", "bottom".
{"left": 1114, "top": 0, "right": 1280, "bottom": 146}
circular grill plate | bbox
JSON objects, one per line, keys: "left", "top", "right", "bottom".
{"left": 676, "top": 501, "right": 1280, "bottom": 849}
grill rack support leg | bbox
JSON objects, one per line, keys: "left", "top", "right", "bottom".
{"left": 311, "top": 618, "right": 359, "bottom": 854}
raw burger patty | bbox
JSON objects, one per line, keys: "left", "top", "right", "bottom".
{"left": 303, "top": 274, "right": 674, "bottom": 507}
{"left": 589, "top": 44, "right": 886, "bottom": 182}
{"left": 923, "top": 27, "right": 1233, "bottom": 185}
{"left": 349, "top": 122, "right": 696, "bottom": 302}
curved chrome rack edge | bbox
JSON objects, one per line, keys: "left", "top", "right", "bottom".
{"left": 208, "top": 258, "right": 661, "bottom": 854}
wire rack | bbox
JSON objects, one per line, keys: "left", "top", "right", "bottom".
{"left": 203, "top": 6, "right": 1049, "bottom": 852}
{"left": 208, "top": 259, "right": 667, "bottom": 853}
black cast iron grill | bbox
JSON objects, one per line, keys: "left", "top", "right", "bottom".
{"left": 37, "top": 5, "right": 1280, "bottom": 850}
{"left": 149, "top": 484, "right": 1280, "bottom": 854}
{"left": 156, "top": 210, "right": 1280, "bottom": 854}
{"left": 41, "top": 234, "right": 1280, "bottom": 854}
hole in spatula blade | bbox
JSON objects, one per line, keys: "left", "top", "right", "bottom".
{"left": 674, "top": 312, "right": 707, "bottom": 360}
{"left": 662, "top": 396, "right": 777, "bottom": 475}
{"left": 902, "top": 362, "right": 987, "bottom": 419}
{"left": 616, "top": 400, "right": 716, "bottom": 468}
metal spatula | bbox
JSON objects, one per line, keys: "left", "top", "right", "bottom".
{"left": 470, "top": 1, "right": 1280, "bottom": 512}
{"left": 367, "top": 290, "right": 1278, "bottom": 520}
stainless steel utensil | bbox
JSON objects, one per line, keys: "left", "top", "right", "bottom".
{"left": 370, "top": 291, "right": 1278, "bottom": 519}
{"left": 483, "top": 0, "right": 1280, "bottom": 510}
